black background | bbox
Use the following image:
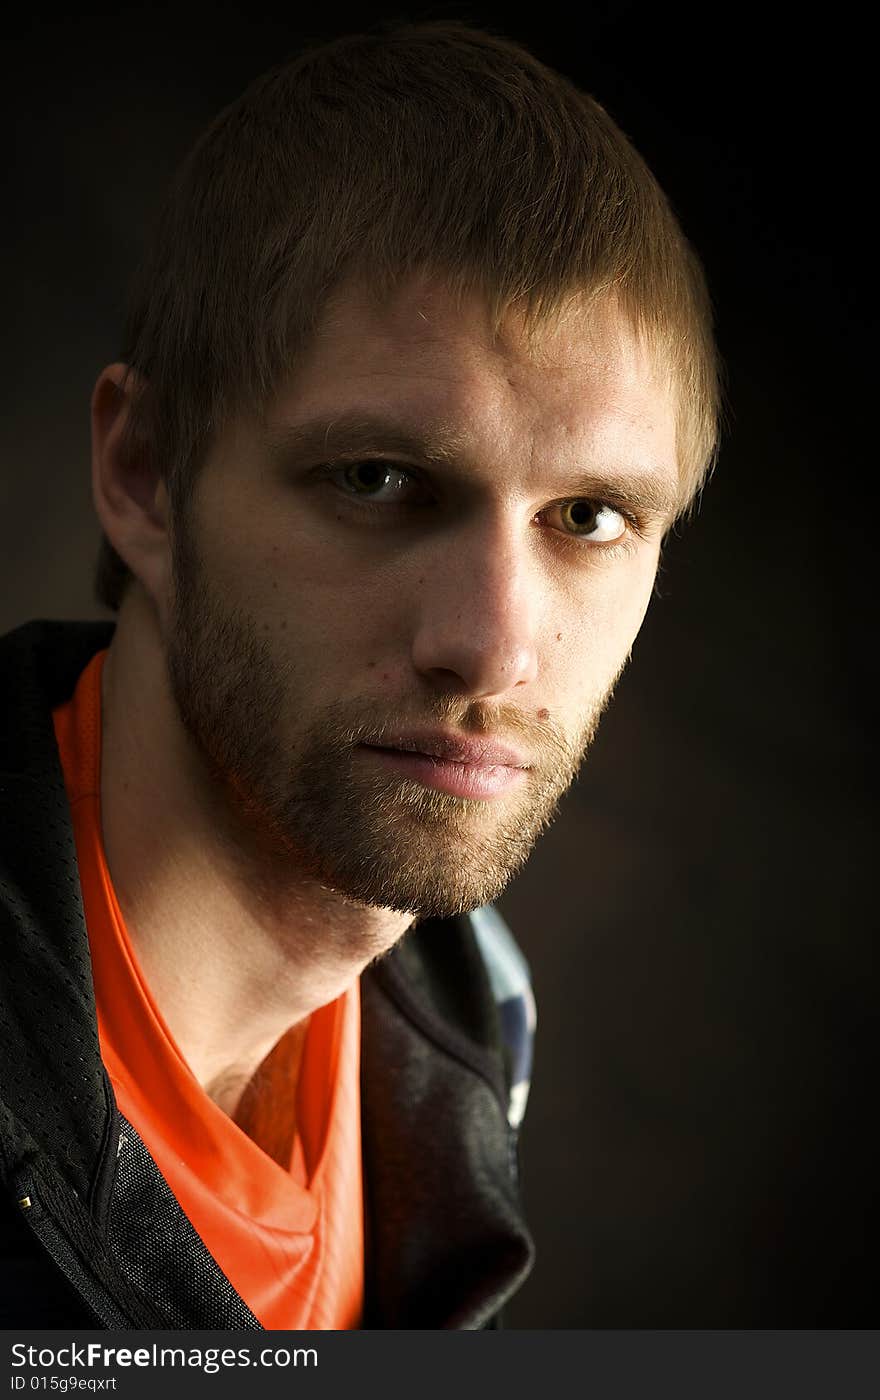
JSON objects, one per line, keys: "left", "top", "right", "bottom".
{"left": 3, "top": 2, "right": 874, "bottom": 1325}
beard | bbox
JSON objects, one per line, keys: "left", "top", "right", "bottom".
{"left": 165, "top": 528, "right": 622, "bottom": 920}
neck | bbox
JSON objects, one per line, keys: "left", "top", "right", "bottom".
{"left": 99, "top": 589, "right": 412, "bottom": 1111}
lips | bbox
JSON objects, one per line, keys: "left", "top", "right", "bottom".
{"left": 365, "top": 731, "right": 529, "bottom": 769}
{"left": 358, "top": 730, "right": 530, "bottom": 800}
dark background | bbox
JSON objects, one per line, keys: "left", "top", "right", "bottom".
{"left": 3, "top": 3, "right": 874, "bottom": 1325}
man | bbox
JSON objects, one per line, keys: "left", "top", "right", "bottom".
{"left": 0, "top": 21, "right": 721, "bottom": 1328}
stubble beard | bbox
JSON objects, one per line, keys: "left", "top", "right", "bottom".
{"left": 165, "top": 532, "right": 621, "bottom": 920}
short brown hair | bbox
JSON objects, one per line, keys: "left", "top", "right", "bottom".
{"left": 96, "top": 19, "right": 726, "bottom": 610}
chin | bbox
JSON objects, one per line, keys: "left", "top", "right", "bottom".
{"left": 313, "top": 848, "right": 526, "bottom": 922}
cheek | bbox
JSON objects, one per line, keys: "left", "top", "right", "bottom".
{"left": 219, "top": 527, "right": 416, "bottom": 694}
{"left": 186, "top": 477, "right": 418, "bottom": 712}
{"left": 590, "top": 545, "right": 659, "bottom": 643}
{"left": 549, "top": 553, "right": 659, "bottom": 700}
{"left": 198, "top": 496, "right": 392, "bottom": 623}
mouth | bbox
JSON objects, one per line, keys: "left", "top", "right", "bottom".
{"left": 358, "top": 730, "right": 530, "bottom": 800}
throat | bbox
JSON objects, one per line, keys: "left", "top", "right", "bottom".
{"left": 208, "top": 1020, "right": 310, "bottom": 1171}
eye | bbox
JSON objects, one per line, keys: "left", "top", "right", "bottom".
{"left": 334, "top": 459, "right": 420, "bottom": 501}
{"left": 545, "top": 499, "right": 628, "bottom": 543}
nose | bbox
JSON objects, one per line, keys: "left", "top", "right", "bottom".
{"left": 410, "top": 516, "right": 539, "bottom": 700}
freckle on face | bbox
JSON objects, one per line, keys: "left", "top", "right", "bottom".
{"left": 556, "top": 633, "right": 563, "bottom": 641}
{"left": 537, "top": 707, "right": 549, "bottom": 721}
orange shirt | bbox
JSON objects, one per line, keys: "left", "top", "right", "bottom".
{"left": 52, "top": 649, "right": 364, "bottom": 1329}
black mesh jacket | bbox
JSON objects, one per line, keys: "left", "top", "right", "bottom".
{"left": 0, "top": 620, "right": 535, "bottom": 1329}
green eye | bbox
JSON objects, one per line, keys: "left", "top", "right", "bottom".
{"left": 341, "top": 461, "right": 409, "bottom": 497}
{"left": 559, "top": 500, "right": 598, "bottom": 532}
{"left": 551, "top": 500, "right": 627, "bottom": 542}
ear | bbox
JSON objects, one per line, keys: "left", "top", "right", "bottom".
{"left": 90, "top": 363, "right": 172, "bottom": 611}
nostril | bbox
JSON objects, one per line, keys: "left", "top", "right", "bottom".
{"left": 422, "top": 667, "right": 473, "bottom": 694}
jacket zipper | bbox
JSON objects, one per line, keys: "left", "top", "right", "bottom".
{"left": 15, "top": 1186, "right": 151, "bottom": 1329}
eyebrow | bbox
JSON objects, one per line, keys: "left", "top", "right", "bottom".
{"left": 263, "top": 410, "right": 681, "bottom": 522}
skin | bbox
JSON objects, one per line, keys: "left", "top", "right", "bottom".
{"left": 91, "top": 272, "right": 680, "bottom": 1134}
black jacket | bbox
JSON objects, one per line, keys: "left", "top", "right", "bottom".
{"left": 0, "top": 620, "right": 534, "bottom": 1329}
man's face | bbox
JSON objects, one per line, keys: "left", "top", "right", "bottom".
{"left": 164, "top": 275, "right": 680, "bottom": 918}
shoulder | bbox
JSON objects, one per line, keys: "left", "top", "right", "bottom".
{"left": 368, "top": 904, "right": 536, "bottom": 1132}
{"left": 465, "top": 905, "right": 536, "bottom": 1130}
{"left": 0, "top": 619, "right": 116, "bottom": 771}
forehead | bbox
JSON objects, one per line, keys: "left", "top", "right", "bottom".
{"left": 303, "top": 272, "right": 666, "bottom": 394}
{"left": 265, "top": 272, "right": 679, "bottom": 500}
